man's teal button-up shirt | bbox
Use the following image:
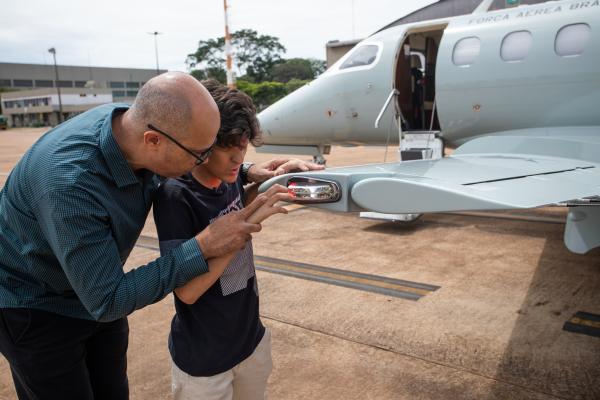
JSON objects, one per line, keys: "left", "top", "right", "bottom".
{"left": 0, "top": 104, "right": 208, "bottom": 322}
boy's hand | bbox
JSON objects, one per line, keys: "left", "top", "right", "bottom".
{"left": 248, "top": 158, "right": 325, "bottom": 184}
{"left": 194, "top": 185, "right": 291, "bottom": 259}
{"left": 246, "top": 184, "right": 292, "bottom": 224}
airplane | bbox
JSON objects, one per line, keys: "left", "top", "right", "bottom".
{"left": 256, "top": 0, "right": 600, "bottom": 254}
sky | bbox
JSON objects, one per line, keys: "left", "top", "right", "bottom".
{"left": 1, "top": 0, "right": 436, "bottom": 72}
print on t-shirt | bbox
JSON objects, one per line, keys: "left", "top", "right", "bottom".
{"left": 210, "top": 193, "right": 257, "bottom": 296}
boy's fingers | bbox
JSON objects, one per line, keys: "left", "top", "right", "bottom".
{"left": 265, "top": 192, "right": 293, "bottom": 206}
{"left": 239, "top": 195, "right": 267, "bottom": 219}
{"left": 265, "top": 206, "right": 289, "bottom": 218}
{"left": 266, "top": 158, "right": 290, "bottom": 170}
{"left": 263, "top": 187, "right": 291, "bottom": 201}
{"left": 264, "top": 184, "right": 287, "bottom": 196}
{"left": 255, "top": 206, "right": 288, "bottom": 223}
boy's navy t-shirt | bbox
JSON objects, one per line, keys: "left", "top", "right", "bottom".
{"left": 153, "top": 173, "right": 264, "bottom": 377}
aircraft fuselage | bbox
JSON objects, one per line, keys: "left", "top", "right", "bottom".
{"left": 258, "top": 0, "right": 600, "bottom": 150}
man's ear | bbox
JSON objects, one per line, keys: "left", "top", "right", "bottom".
{"left": 143, "top": 131, "right": 161, "bottom": 148}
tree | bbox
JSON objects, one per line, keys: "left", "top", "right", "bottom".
{"left": 190, "top": 67, "right": 226, "bottom": 84}
{"left": 270, "top": 58, "right": 313, "bottom": 83}
{"left": 308, "top": 58, "right": 327, "bottom": 77}
{"left": 187, "top": 29, "right": 286, "bottom": 83}
{"left": 237, "top": 80, "right": 287, "bottom": 110}
{"left": 269, "top": 58, "right": 327, "bottom": 82}
{"left": 236, "top": 79, "right": 310, "bottom": 111}
{"left": 286, "top": 78, "right": 309, "bottom": 93}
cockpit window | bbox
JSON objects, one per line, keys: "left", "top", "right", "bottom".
{"left": 452, "top": 37, "right": 481, "bottom": 67}
{"left": 555, "top": 23, "right": 591, "bottom": 57}
{"left": 340, "top": 45, "right": 379, "bottom": 70}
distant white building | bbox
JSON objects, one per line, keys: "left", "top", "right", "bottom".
{"left": 0, "top": 62, "right": 166, "bottom": 127}
{"left": 1, "top": 88, "right": 112, "bottom": 127}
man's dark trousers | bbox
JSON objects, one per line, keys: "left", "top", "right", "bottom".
{"left": 0, "top": 308, "right": 129, "bottom": 400}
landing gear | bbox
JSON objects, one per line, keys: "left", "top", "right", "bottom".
{"left": 313, "top": 154, "right": 327, "bottom": 165}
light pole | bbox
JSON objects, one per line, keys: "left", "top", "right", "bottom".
{"left": 148, "top": 32, "right": 163, "bottom": 75}
{"left": 47, "top": 47, "right": 63, "bottom": 124}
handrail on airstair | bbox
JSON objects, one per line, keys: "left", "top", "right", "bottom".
{"left": 374, "top": 89, "right": 399, "bottom": 129}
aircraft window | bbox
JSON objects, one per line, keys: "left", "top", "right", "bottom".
{"left": 555, "top": 23, "right": 591, "bottom": 57}
{"left": 452, "top": 37, "right": 481, "bottom": 66}
{"left": 501, "top": 31, "right": 532, "bottom": 62}
{"left": 340, "top": 45, "right": 379, "bottom": 70}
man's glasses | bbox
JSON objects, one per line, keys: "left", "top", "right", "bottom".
{"left": 148, "top": 124, "right": 215, "bottom": 166}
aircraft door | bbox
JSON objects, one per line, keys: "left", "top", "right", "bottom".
{"left": 394, "top": 27, "right": 445, "bottom": 132}
{"left": 395, "top": 39, "right": 412, "bottom": 129}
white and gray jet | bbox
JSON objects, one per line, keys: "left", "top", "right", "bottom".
{"left": 258, "top": 0, "right": 600, "bottom": 254}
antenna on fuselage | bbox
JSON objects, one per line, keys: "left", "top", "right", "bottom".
{"left": 472, "top": 0, "right": 494, "bottom": 14}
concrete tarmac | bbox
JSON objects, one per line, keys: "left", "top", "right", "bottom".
{"left": 1, "top": 128, "right": 598, "bottom": 399}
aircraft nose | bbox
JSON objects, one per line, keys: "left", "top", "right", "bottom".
{"left": 257, "top": 104, "right": 283, "bottom": 139}
{"left": 257, "top": 82, "right": 328, "bottom": 145}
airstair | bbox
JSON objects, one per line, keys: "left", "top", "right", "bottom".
{"left": 360, "top": 89, "right": 443, "bottom": 222}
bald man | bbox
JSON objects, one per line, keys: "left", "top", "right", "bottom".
{"left": 0, "top": 72, "right": 298, "bottom": 400}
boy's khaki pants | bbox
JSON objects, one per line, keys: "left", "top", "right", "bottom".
{"left": 171, "top": 329, "right": 272, "bottom": 400}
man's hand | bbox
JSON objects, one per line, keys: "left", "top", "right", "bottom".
{"left": 195, "top": 196, "right": 265, "bottom": 259}
{"left": 247, "top": 158, "right": 325, "bottom": 184}
{"left": 195, "top": 185, "right": 290, "bottom": 259}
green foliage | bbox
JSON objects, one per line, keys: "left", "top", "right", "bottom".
{"left": 187, "top": 29, "right": 322, "bottom": 109}
{"left": 286, "top": 79, "right": 309, "bottom": 93}
{"left": 190, "top": 68, "right": 226, "bottom": 84}
{"left": 270, "top": 58, "right": 313, "bottom": 82}
{"left": 187, "top": 29, "right": 286, "bottom": 83}
{"left": 234, "top": 29, "right": 286, "bottom": 82}
{"left": 308, "top": 58, "right": 327, "bottom": 76}
{"left": 236, "top": 80, "right": 284, "bottom": 109}
{"left": 187, "top": 29, "right": 326, "bottom": 84}
{"left": 236, "top": 79, "right": 310, "bottom": 110}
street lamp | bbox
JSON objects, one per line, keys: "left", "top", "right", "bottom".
{"left": 148, "top": 32, "right": 163, "bottom": 75}
{"left": 47, "top": 47, "right": 64, "bottom": 124}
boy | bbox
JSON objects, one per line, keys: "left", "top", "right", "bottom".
{"left": 153, "top": 80, "right": 288, "bottom": 399}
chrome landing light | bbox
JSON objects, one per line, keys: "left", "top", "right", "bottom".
{"left": 287, "top": 177, "right": 341, "bottom": 203}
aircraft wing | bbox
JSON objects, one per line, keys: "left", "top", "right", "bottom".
{"left": 260, "top": 134, "right": 600, "bottom": 213}
{"left": 259, "top": 133, "right": 600, "bottom": 253}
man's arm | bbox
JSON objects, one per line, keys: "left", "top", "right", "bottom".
{"left": 173, "top": 253, "right": 236, "bottom": 304}
{"left": 34, "top": 188, "right": 209, "bottom": 322}
{"left": 33, "top": 185, "right": 274, "bottom": 322}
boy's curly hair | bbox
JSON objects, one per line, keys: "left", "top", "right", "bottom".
{"left": 201, "top": 79, "right": 262, "bottom": 148}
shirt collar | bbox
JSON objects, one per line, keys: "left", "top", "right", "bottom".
{"left": 99, "top": 105, "right": 140, "bottom": 188}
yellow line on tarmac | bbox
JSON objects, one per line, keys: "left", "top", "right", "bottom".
{"left": 569, "top": 317, "right": 600, "bottom": 329}
{"left": 257, "top": 259, "right": 432, "bottom": 296}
